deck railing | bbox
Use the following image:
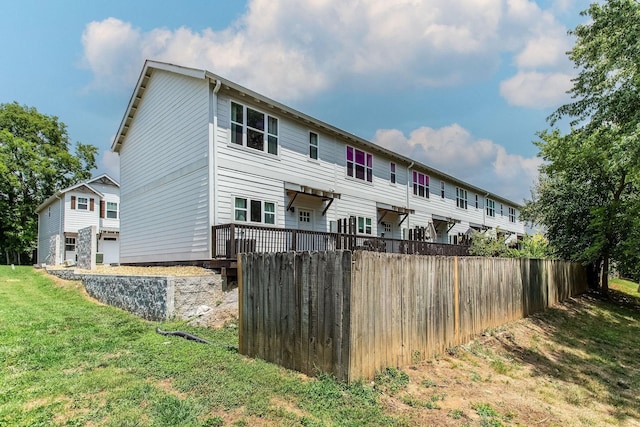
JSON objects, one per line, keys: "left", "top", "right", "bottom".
{"left": 212, "top": 223, "right": 469, "bottom": 259}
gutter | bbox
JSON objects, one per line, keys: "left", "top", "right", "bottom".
{"left": 209, "top": 79, "right": 222, "bottom": 256}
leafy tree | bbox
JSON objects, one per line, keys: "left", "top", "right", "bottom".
{"left": 0, "top": 102, "right": 97, "bottom": 264}
{"left": 469, "top": 229, "right": 552, "bottom": 259}
{"left": 522, "top": 0, "right": 640, "bottom": 292}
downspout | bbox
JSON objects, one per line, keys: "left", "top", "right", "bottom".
{"left": 58, "top": 194, "right": 63, "bottom": 265}
{"left": 209, "top": 79, "right": 222, "bottom": 256}
{"left": 406, "top": 162, "right": 414, "bottom": 238}
{"left": 483, "top": 192, "right": 489, "bottom": 229}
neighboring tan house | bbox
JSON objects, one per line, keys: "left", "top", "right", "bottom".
{"left": 36, "top": 174, "right": 120, "bottom": 265}
{"left": 112, "top": 60, "right": 526, "bottom": 265}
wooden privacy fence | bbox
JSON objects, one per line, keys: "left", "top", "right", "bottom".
{"left": 238, "top": 251, "right": 587, "bottom": 382}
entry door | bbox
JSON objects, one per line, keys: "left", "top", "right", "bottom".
{"left": 297, "top": 209, "right": 315, "bottom": 250}
{"left": 298, "top": 209, "right": 314, "bottom": 231}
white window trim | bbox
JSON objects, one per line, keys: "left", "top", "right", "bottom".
{"left": 230, "top": 101, "right": 279, "bottom": 156}
{"left": 486, "top": 198, "right": 496, "bottom": 217}
{"left": 309, "top": 131, "right": 319, "bottom": 161}
{"left": 456, "top": 187, "right": 468, "bottom": 209}
{"left": 106, "top": 201, "right": 118, "bottom": 219}
{"left": 412, "top": 171, "right": 430, "bottom": 199}
{"left": 233, "top": 196, "right": 277, "bottom": 225}
{"left": 390, "top": 162, "right": 396, "bottom": 185}
{"left": 346, "top": 146, "right": 373, "bottom": 183}
{"left": 351, "top": 215, "right": 372, "bottom": 235}
{"left": 77, "top": 197, "right": 88, "bottom": 211}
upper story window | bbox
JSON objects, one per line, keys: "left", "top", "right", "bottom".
{"left": 475, "top": 194, "right": 479, "bottom": 209}
{"left": 106, "top": 202, "right": 118, "bottom": 219}
{"left": 346, "top": 146, "right": 372, "bottom": 182}
{"left": 412, "top": 171, "right": 429, "bottom": 198}
{"left": 309, "top": 132, "right": 318, "bottom": 160}
{"left": 486, "top": 199, "right": 496, "bottom": 217}
{"left": 390, "top": 162, "right": 396, "bottom": 184}
{"left": 456, "top": 188, "right": 468, "bottom": 209}
{"left": 231, "top": 102, "right": 278, "bottom": 155}
{"left": 509, "top": 207, "right": 516, "bottom": 223}
{"left": 77, "top": 197, "right": 88, "bottom": 210}
{"left": 500, "top": 204, "right": 504, "bottom": 216}
{"left": 440, "top": 181, "right": 445, "bottom": 198}
{"left": 234, "top": 197, "right": 275, "bottom": 225}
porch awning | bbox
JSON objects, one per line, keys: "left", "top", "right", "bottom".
{"left": 99, "top": 227, "right": 120, "bottom": 234}
{"left": 375, "top": 202, "right": 415, "bottom": 215}
{"left": 432, "top": 214, "right": 461, "bottom": 233}
{"left": 376, "top": 202, "right": 414, "bottom": 225}
{"left": 466, "top": 223, "right": 489, "bottom": 235}
{"left": 285, "top": 182, "right": 341, "bottom": 215}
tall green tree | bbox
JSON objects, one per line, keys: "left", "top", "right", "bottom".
{"left": 0, "top": 102, "right": 97, "bottom": 264}
{"left": 522, "top": 0, "right": 640, "bottom": 292}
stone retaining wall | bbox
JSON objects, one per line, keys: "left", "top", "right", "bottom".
{"left": 46, "top": 268, "right": 223, "bottom": 321}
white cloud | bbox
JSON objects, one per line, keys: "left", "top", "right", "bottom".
{"left": 80, "top": 0, "right": 575, "bottom": 103}
{"left": 99, "top": 150, "right": 120, "bottom": 181}
{"left": 499, "top": 71, "right": 573, "bottom": 108}
{"left": 373, "top": 124, "right": 541, "bottom": 202}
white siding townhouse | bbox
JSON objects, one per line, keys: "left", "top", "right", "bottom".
{"left": 36, "top": 174, "right": 120, "bottom": 265}
{"left": 112, "top": 61, "right": 526, "bottom": 265}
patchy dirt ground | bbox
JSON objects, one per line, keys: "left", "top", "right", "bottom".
{"left": 43, "top": 268, "right": 640, "bottom": 426}
{"left": 372, "top": 293, "right": 640, "bottom": 426}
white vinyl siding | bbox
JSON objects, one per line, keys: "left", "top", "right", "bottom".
{"left": 119, "top": 70, "right": 210, "bottom": 263}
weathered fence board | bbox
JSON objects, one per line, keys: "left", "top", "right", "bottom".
{"left": 239, "top": 251, "right": 588, "bottom": 382}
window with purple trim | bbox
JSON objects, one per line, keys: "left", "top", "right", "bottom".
{"left": 412, "top": 171, "right": 429, "bottom": 198}
{"left": 346, "top": 146, "right": 372, "bottom": 182}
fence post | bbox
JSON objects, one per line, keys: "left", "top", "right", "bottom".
{"left": 229, "top": 223, "right": 236, "bottom": 257}
{"left": 454, "top": 256, "right": 460, "bottom": 343}
{"left": 238, "top": 254, "right": 244, "bottom": 353}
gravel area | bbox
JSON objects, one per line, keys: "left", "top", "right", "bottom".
{"left": 47, "top": 265, "right": 216, "bottom": 277}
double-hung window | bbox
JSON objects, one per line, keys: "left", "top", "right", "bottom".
{"left": 309, "top": 132, "right": 318, "bottom": 160}
{"left": 77, "top": 197, "right": 88, "bottom": 210}
{"left": 486, "top": 199, "right": 496, "bottom": 217}
{"left": 231, "top": 102, "right": 278, "bottom": 155}
{"left": 440, "top": 181, "right": 445, "bottom": 198}
{"left": 106, "top": 202, "right": 118, "bottom": 219}
{"left": 65, "top": 237, "right": 76, "bottom": 252}
{"left": 346, "top": 146, "right": 372, "bottom": 182}
{"left": 456, "top": 188, "right": 468, "bottom": 209}
{"left": 390, "top": 162, "right": 396, "bottom": 184}
{"left": 508, "top": 207, "right": 516, "bottom": 223}
{"left": 412, "top": 171, "right": 429, "bottom": 198}
{"left": 234, "top": 197, "right": 275, "bottom": 225}
{"left": 357, "top": 217, "right": 372, "bottom": 235}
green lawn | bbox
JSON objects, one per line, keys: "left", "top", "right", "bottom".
{"left": 0, "top": 266, "right": 391, "bottom": 426}
{"left": 2, "top": 266, "right": 640, "bottom": 426}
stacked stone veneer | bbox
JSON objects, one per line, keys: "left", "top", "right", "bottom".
{"left": 46, "top": 269, "right": 224, "bottom": 321}
{"left": 77, "top": 226, "right": 96, "bottom": 270}
{"left": 47, "top": 235, "right": 60, "bottom": 265}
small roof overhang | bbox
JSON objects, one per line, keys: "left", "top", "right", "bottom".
{"left": 375, "top": 202, "right": 415, "bottom": 215}
{"left": 376, "top": 202, "right": 414, "bottom": 226}
{"left": 432, "top": 214, "right": 461, "bottom": 224}
{"left": 285, "top": 182, "right": 341, "bottom": 216}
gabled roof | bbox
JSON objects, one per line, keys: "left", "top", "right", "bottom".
{"left": 35, "top": 174, "right": 119, "bottom": 213}
{"left": 112, "top": 60, "right": 522, "bottom": 208}
{"left": 87, "top": 174, "right": 120, "bottom": 187}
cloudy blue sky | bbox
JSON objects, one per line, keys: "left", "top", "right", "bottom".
{"left": 1, "top": 0, "right": 589, "bottom": 203}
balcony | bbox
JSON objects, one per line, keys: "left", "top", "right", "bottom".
{"left": 211, "top": 223, "right": 469, "bottom": 259}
